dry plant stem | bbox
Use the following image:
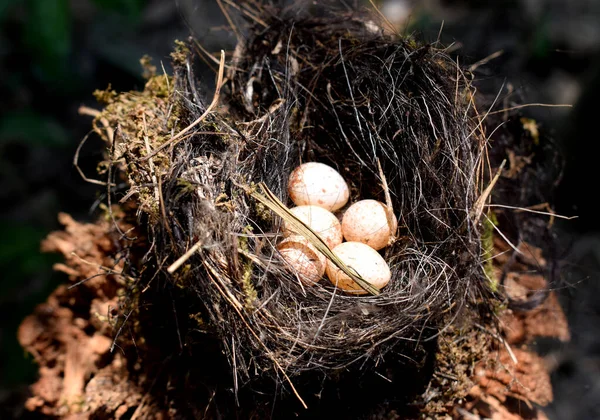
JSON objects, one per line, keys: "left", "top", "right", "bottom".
{"left": 75, "top": 106, "right": 116, "bottom": 187}
{"left": 238, "top": 98, "right": 286, "bottom": 125}
{"left": 141, "top": 50, "right": 226, "bottom": 162}
{"left": 78, "top": 105, "right": 115, "bottom": 145}
{"left": 473, "top": 323, "right": 518, "bottom": 365}
{"left": 167, "top": 240, "right": 205, "bottom": 274}
{"left": 69, "top": 252, "right": 134, "bottom": 281}
{"left": 485, "top": 204, "right": 577, "bottom": 220}
{"left": 192, "top": 41, "right": 220, "bottom": 73}
{"left": 73, "top": 132, "right": 113, "bottom": 187}
{"left": 78, "top": 105, "right": 100, "bottom": 118}
{"left": 485, "top": 102, "right": 573, "bottom": 116}
{"left": 376, "top": 158, "right": 397, "bottom": 242}
{"left": 468, "top": 50, "right": 504, "bottom": 72}
{"left": 472, "top": 159, "right": 506, "bottom": 224}
{"left": 483, "top": 212, "right": 523, "bottom": 257}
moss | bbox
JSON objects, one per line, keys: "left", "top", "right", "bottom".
{"left": 238, "top": 226, "right": 258, "bottom": 309}
{"left": 416, "top": 324, "right": 490, "bottom": 416}
{"left": 171, "top": 264, "right": 192, "bottom": 289}
{"left": 254, "top": 201, "right": 272, "bottom": 223}
{"left": 241, "top": 260, "right": 257, "bottom": 310}
{"left": 93, "top": 85, "right": 118, "bottom": 105}
{"left": 90, "top": 61, "right": 177, "bottom": 220}
{"left": 521, "top": 117, "right": 540, "bottom": 146}
{"left": 144, "top": 74, "right": 172, "bottom": 98}
{"left": 189, "top": 313, "right": 206, "bottom": 330}
{"left": 170, "top": 40, "right": 190, "bottom": 66}
{"left": 140, "top": 55, "right": 157, "bottom": 79}
{"left": 482, "top": 210, "right": 499, "bottom": 292}
{"left": 174, "top": 178, "right": 197, "bottom": 201}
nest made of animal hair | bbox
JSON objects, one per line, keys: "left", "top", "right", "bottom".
{"left": 91, "top": 2, "right": 492, "bottom": 401}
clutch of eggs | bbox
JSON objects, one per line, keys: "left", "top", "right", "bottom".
{"left": 279, "top": 162, "right": 396, "bottom": 293}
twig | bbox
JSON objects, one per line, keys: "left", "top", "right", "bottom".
{"left": 167, "top": 239, "right": 205, "bottom": 274}
{"left": 485, "top": 204, "right": 577, "bottom": 220}
{"left": 110, "top": 309, "right": 134, "bottom": 353}
{"left": 78, "top": 105, "right": 100, "bottom": 118}
{"left": 160, "top": 60, "right": 170, "bottom": 93}
{"left": 468, "top": 50, "right": 504, "bottom": 72}
{"left": 73, "top": 131, "right": 114, "bottom": 186}
{"left": 69, "top": 252, "right": 133, "bottom": 281}
{"left": 191, "top": 40, "right": 220, "bottom": 73}
{"left": 483, "top": 212, "right": 523, "bottom": 256}
{"left": 377, "top": 158, "right": 397, "bottom": 242}
{"left": 106, "top": 126, "right": 136, "bottom": 241}
{"left": 78, "top": 105, "right": 114, "bottom": 144}
{"left": 238, "top": 98, "right": 286, "bottom": 125}
{"left": 485, "top": 102, "right": 572, "bottom": 116}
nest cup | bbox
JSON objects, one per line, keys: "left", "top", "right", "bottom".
{"left": 124, "top": 4, "right": 488, "bottom": 400}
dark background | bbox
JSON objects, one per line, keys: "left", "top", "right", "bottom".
{"left": 1, "top": 0, "right": 599, "bottom": 418}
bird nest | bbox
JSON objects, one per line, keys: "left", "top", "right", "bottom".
{"left": 90, "top": 3, "right": 491, "bottom": 405}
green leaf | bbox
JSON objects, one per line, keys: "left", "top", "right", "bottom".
{"left": 0, "top": 111, "right": 69, "bottom": 147}
{"left": 24, "top": 0, "right": 71, "bottom": 78}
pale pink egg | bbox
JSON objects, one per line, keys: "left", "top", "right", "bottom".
{"left": 325, "top": 242, "right": 391, "bottom": 295}
{"left": 283, "top": 205, "right": 343, "bottom": 249}
{"left": 277, "top": 236, "right": 326, "bottom": 285}
{"left": 288, "top": 162, "right": 349, "bottom": 211}
{"left": 341, "top": 200, "right": 398, "bottom": 250}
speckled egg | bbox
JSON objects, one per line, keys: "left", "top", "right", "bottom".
{"left": 277, "top": 236, "right": 326, "bottom": 285}
{"left": 325, "top": 241, "right": 391, "bottom": 294}
{"left": 288, "top": 162, "right": 349, "bottom": 211}
{"left": 341, "top": 200, "right": 398, "bottom": 250}
{"left": 283, "top": 205, "right": 343, "bottom": 249}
